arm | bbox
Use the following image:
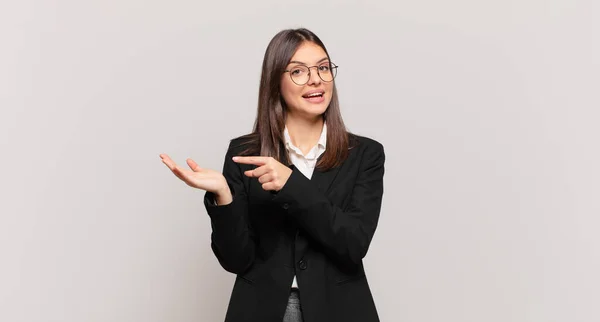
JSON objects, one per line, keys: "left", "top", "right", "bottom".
{"left": 273, "top": 141, "right": 385, "bottom": 269}
{"left": 204, "top": 141, "right": 256, "bottom": 275}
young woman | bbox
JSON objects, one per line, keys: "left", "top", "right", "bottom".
{"left": 160, "top": 28, "right": 385, "bottom": 322}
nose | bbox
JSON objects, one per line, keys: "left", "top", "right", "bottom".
{"left": 306, "top": 67, "right": 322, "bottom": 86}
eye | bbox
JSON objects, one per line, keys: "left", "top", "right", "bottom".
{"left": 318, "top": 64, "right": 330, "bottom": 72}
{"left": 289, "top": 66, "right": 308, "bottom": 76}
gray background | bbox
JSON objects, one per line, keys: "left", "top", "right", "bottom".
{"left": 1, "top": 0, "right": 598, "bottom": 321}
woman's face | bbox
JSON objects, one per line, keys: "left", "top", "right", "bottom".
{"left": 280, "top": 41, "right": 334, "bottom": 120}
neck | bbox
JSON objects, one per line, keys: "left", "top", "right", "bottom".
{"left": 285, "top": 114, "right": 324, "bottom": 152}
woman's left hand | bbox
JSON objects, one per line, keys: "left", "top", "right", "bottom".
{"left": 232, "top": 156, "right": 292, "bottom": 191}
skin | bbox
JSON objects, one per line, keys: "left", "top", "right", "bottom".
{"left": 160, "top": 41, "right": 333, "bottom": 205}
{"left": 281, "top": 42, "right": 333, "bottom": 155}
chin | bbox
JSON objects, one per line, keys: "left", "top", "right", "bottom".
{"left": 302, "top": 103, "right": 328, "bottom": 116}
{"left": 287, "top": 98, "right": 330, "bottom": 119}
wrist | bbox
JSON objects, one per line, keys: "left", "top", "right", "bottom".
{"left": 215, "top": 186, "right": 230, "bottom": 198}
{"left": 214, "top": 185, "right": 232, "bottom": 205}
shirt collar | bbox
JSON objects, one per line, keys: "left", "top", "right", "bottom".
{"left": 284, "top": 122, "right": 327, "bottom": 151}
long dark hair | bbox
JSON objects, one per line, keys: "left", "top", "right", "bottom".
{"left": 238, "top": 28, "right": 353, "bottom": 170}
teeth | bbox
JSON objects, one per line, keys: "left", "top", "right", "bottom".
{"left": 306, "top": 92, "right": 323, "bottom": 97}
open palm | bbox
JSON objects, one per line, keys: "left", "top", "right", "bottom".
{"left": 160, "top": 154, "right": 227, "bottom": 193}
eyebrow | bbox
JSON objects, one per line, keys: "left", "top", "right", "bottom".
{"left": 288, "top": 57, "right": 329, "bottom": 65}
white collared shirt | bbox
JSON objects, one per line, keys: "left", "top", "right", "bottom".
{"left": 284, "top": 122, "right": 327, "bottom": 288}
{"left": 284, "top": 123, "right": 327, "bottom": 180}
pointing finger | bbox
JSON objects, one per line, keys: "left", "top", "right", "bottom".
{"left": 232, "top": 156, "right": 269, "bottom": 166}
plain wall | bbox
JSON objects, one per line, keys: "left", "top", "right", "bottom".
{"left": 1, "top": 0, "right": 598, "bottom": 321}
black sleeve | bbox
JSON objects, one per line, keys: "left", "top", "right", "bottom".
{"left": 272, "top": 141, "right": 385, "bottom": 269}
{"left": 204, "top": 141, "right": 256, "bottom": 275}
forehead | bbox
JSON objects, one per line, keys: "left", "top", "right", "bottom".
{"left": 289, "top": 42, "right": 328, "bottom": 64}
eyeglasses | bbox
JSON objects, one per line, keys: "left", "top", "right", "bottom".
{"left": 283, "top": 62, "right": 338, "bottom": 85}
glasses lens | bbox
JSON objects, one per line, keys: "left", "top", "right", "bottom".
{"left": 317, "top": 63, "right": 337, "bottom": 82}
{"left": 289, "top": 66, "right": 309, "bottom": 85}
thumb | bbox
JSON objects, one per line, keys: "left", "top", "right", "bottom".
{"left": 186, "top": 158, "right": 202, "bottom": 172}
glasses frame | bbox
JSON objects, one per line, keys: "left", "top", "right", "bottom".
{"left": 283, "top": 62, "right": 338, "bottom": 86}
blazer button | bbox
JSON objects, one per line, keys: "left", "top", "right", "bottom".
{"left": 282, "top": 203, "right": 289, "bottom": 210}
{"left": 298, "top": 260, "right": 307, "bottom": 270}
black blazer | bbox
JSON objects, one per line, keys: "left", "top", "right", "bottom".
{"left": 204, "top": 134, "right": 385, "bottom": 322}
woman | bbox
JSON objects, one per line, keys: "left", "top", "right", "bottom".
{"left": 160, "top": 28, "right": 385, "bottom": 322}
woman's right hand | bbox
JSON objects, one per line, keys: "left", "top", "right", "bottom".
{"left": 160, "top": 154, "right": 232, "bottom": 204}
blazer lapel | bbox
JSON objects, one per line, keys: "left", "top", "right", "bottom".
{"left": 294, "top": 155, "right": 342, "bottom": 262}
{"left": 310, "top": 155, "right": 342, "bottom": 195}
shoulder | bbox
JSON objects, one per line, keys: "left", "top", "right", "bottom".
{"left": 226, "top": 133, "right": 260, "bottom": 156}
{"left": 344, "top": 133, "right": 385, "bottom": 169}
{"left": 348, "top": 133, "right": 384, "bottom": 155}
